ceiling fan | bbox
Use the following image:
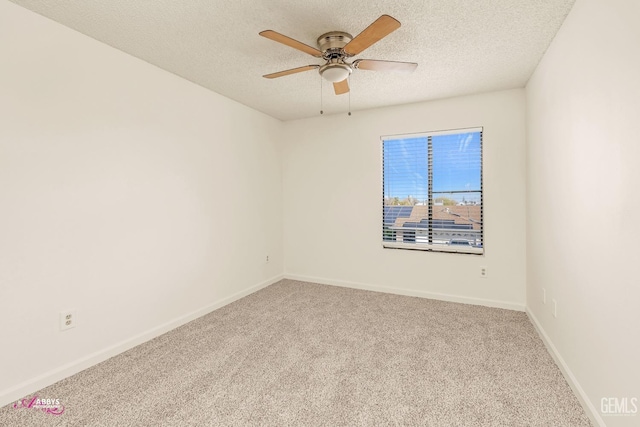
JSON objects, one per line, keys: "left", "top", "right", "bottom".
{"left": 260, "top": 15, "right": 417, "bottom": 95}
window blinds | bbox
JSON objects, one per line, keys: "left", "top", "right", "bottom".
{"left": 382, "top": 128, "right": 483, "bottom": 254}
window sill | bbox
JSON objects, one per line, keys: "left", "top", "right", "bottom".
{"left": 382, "top": 242, "right": 484, "bottom": 255}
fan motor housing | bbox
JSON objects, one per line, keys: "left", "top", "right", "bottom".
{"left": 317, "top": 31, "right": 353, "bottom": 53}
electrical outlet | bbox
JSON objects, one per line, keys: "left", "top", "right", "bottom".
{"left": 266, "top": 255, "right": 270, "bottom": 263}
{"left": 543, "top": 288, "right": 546, "bottom": 304}
{"left": 552, "top": 299, "right": 557, "bottom": 318}
{"left": 60, "top": 310, "right": 76, "bottom": 331}
{"left": 479, "top": 266, "right": 487, "bottom": 278}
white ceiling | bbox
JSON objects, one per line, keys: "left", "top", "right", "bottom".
{"left": 10, "top": 0, "right": 576, "bottom": 121}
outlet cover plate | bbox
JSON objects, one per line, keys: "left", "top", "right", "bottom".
{"left": 480, "top": 266, "right": 488, "bottom": 278}
{"left": 60, "top": 310, "right": 77, "bottom": 331}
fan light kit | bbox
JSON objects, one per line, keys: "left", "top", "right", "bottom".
{"left": 319, "top": 63, "right": 352, "bottom": 83}
{"left": 259, "top": 15, "right": 417, "bottom": 97}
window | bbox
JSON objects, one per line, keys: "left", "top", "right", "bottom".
{"left": 382, "top": 128, "right": 483, "bottom": 254}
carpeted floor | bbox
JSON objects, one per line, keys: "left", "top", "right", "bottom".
{"left": 1, "top": 279, "right": 592, "bottom": 426}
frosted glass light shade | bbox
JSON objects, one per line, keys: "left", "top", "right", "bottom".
{"left": 320, "top": 65, "right": 351, "bottom": 83}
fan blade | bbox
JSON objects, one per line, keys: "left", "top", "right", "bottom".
{"left": 263, "top": 65, "right": 319, "bottom": 79}
{"left": 259, "top": 30, "right": 323, "bottom": 58}
{"left": 343, "top": 15, "right": 401, "bottom": 56}
{"left": 354, "top": 59, "right": 417, "bottom": 73}
{"left": 333, "top": 79, "right": 349, "bottom": 95}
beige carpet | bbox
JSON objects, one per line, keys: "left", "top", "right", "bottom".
{"left": 1, "top": 279, "right": 591, "bottom": 426}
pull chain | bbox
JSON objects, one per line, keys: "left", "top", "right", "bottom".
{"left": 348, "top": 76, "right": 351, "bottom": 116}
{"left": 320, "top": 77, "right": 324, "bottom": 115}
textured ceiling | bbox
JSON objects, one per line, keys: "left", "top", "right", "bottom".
{"left": 10, "top": 0, "right": 576, "bottom": 121}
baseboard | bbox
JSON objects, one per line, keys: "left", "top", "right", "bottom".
{"left": 284, "top": 273, "right": 525, "bottom": 312}
{"left": 0, "top": 274, "right": 284, "bottom": 408}
{"left": 526, "top": 307, "right": 604, "bottom": 427}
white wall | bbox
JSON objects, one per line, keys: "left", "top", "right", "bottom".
{"left": 282, "top": 89, "right": 527, "bottom": 310}
{"left": 526, "top": 0, "right": 640, "bottom": 425}
{"left": 0, "top": 1, "right": 283, "bottom": 406}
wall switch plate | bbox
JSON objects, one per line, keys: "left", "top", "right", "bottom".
{"left": 552, "top": 299, "right": 557, "bottom": 318}
{"left": 60, "top": 310, "right": 77, "bottom": 331}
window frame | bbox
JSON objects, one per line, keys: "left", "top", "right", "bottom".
{"left": 381, "top": 127, "right": 484, "bottom": 255}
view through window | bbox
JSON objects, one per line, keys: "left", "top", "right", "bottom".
{"left": 382, "top": 128, "right": 483, "bottom": 254}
